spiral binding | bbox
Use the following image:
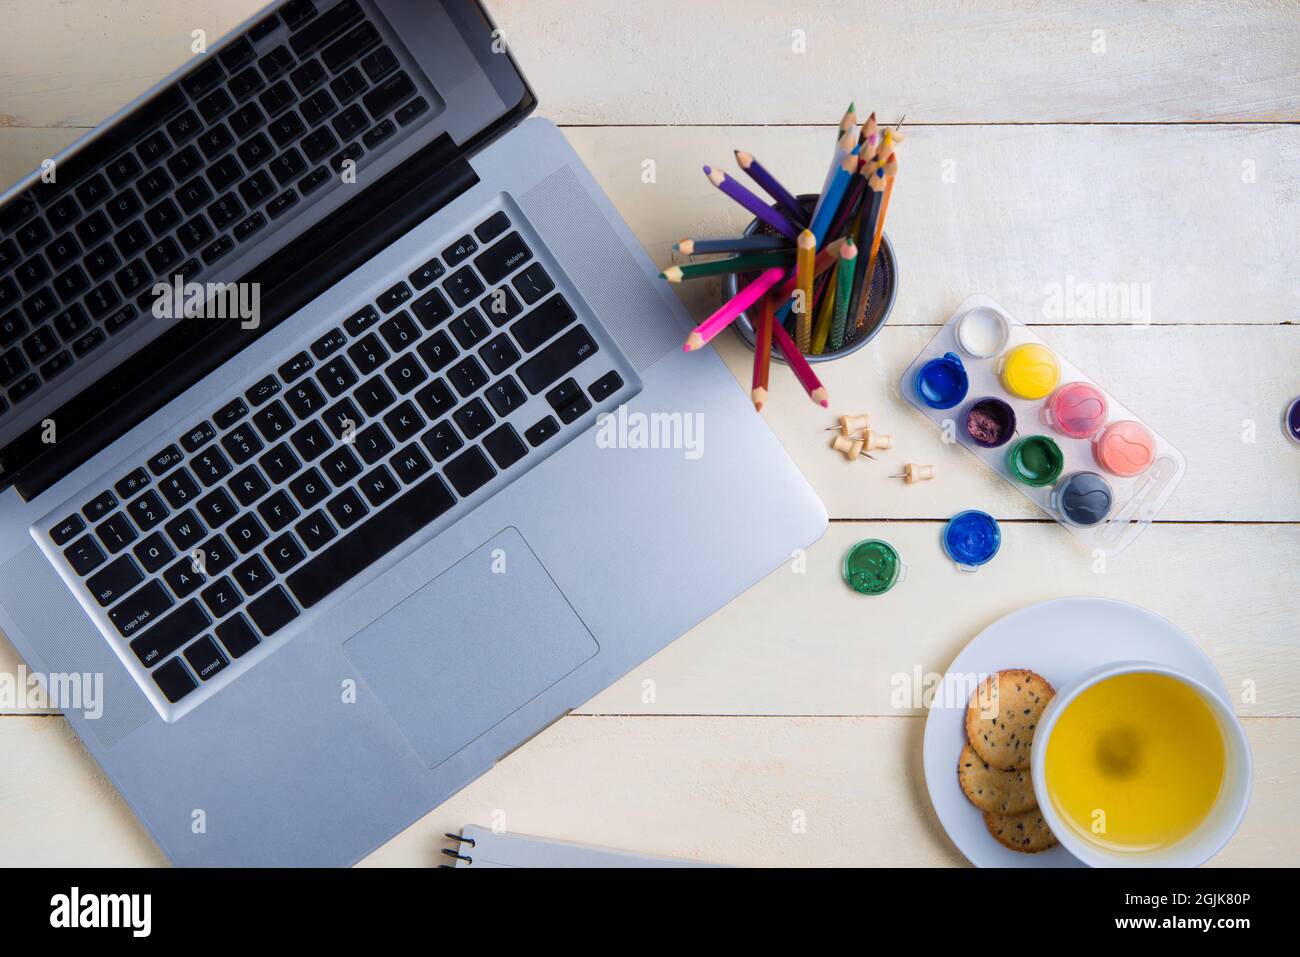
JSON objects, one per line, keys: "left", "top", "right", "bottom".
{"left": 439, "top": 831, "right": 476, "bottom": 867}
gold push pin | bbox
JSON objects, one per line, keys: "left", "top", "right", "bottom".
{"left": 863, "top": 430, "right": 894, "bottom": 451}
{"left": 830, "top": 435, "right": 876, "bottom": 461}
{"left": 892, "top": 463, "right": 935, "bottom": 484}
{"left": 824, "top": 413, "right": 871, "bottom": 435}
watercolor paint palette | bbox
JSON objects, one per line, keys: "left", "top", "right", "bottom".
{"left": 901, "top": 295, "right": 1186, "bottom": 555}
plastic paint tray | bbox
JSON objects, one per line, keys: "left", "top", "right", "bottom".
{"left": 901, "top": 295, "right": 1186, "bottom": 556}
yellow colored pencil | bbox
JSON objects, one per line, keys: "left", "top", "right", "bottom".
{"left": 794, "top": 229, "right": 816, "bottom": 353}
{"left": 811, "top": 266, "right": 837, "bottom": 354}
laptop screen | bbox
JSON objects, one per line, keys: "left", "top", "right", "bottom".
{"left": 0, "top": 0, "right": 533, "bottom": 496}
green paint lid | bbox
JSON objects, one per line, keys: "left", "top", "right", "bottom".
{"left": 842, "top": 539, "right": 904, "bottom": 596}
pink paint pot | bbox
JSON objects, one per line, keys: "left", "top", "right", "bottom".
{"left": 1093, "top": 419, "right": 1157, "bottom": 477}
{"left": 1043, "top": 382, "right": 1109, "bottom": 439}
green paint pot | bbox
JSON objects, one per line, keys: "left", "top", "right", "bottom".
{"left": 842, "top": 539, "right": 905, "bottom": 596}
{"left": 1006, "top": 435, "right": 1065, "bottom": 487}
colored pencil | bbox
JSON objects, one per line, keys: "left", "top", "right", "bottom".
{"left": 793, "top": 229, "right": 816, "bottom": 352}
{"left": 826, "top": 168, "right": 867, "bottom": 243}
{"left": 810, "top": 264, "right": 838, "bottom": 354}
{"left": 838, "top": 101, "right": 856, "bottom": 141}
{"left": 771, "top": 314, "right": 829, "bottom": 407}
{"left": 849, "top": 160, "right": 888, "bottom": 332}
{"left": 675, "top": 235, "right": 793, "bottom": 255}
{"left": 828, "top": 239, "right": 858, "bottom": 350}
{"left": 751, "top": 291, "right": 774, "bottom": 411}
{"left": 733, "top": 151, "right": 808, "bottom": 228}
{"left": 812, "top": 129, "right": 857, "bottom": 228}
{"left": 683, "top": 266, "right": 786, "bottom": 352}
{"left": 858, "top": 111, "right": 878, "bottom": 152}
{"left": 703, "top": 166, "right": 801, "bottom": 241}
{"left": 860, "top": 153, "right": 899, "bottom": 326}
{"left": 660, "top": 251, "right": 795, "bottom": 283}
{"left": 771, "top": 238, "right": 845, "bottom": 324}
{"left": 808, "top": 146, "right": 858, "bottom": 247}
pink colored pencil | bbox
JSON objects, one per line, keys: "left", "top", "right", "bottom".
{"left": 770, "top": 317, "right": 830, "bottom": 407}
{"left": 683, "top": 266, "right": 787, "bottom": 352}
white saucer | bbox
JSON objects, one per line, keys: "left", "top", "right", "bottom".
{"left": 922, "top": 597, "right": 1231, "bottom": 868}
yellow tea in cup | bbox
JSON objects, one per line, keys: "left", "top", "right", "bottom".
{"left": 1043, "top": 672, "right": 1225, "bottom": 853}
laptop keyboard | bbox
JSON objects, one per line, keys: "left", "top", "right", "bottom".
{"left": 41, "top": 207, "right": 633, "bottom": 714}
{"left": 0, "top": 0, "right": 430, "bottom": 419}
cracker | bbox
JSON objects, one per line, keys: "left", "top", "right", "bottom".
{"left": 983, "top": 807, "right": 1059, "bottom": 853}
{"left": 957, "top": 743, "right": 1038, "bottom": 815}
{"left": 964, "top": 669, "right": 1055, "bottom": 770}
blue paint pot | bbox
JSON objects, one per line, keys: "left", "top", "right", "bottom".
{"left": 942, "top": 509, "right": 1002, "bottom": 570}
{"left": 916, "top": 352, "right": 969, "bottom": 409}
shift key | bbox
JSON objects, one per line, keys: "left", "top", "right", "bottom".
{"left": 517, "top": 325, "right": 599, "bottom": 394}
{"left": 129, "top": 599, "right": 210, "bottom": 667}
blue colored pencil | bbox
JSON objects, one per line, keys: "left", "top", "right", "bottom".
{"left": 703, "top": 166, "right": 801, "bottom": 242}
{"left": 674, "top": 235, "right": 793, "bottom": 255}
{"left": 733, "top": 150, "right": 809, "bottom": 227}
{"left": 808, "top": 146, "right": 858, "bottom": 247}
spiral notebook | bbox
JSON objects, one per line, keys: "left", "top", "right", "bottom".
{"left": 444, "top": 826, "right": 720, "bottom": 868}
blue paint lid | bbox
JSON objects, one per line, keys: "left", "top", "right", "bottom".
{"left": 916, "top": 352, "right": 969, "bottom": 409}
{"left": 942, "top": 509, "right": 1001, "bottom": 569}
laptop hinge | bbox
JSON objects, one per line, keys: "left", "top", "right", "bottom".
{"left": 4, "top": 133, "right": 478, "bottom": 502}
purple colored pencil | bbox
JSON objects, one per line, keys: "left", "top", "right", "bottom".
{"left": 703, "top": 165, "right": 801, "bottom": 242}
{"left": 826, "top": 168, "right": 867, "bottom": 242}
{"left": 733, "top": 150, "right": 809, "bottom": 227}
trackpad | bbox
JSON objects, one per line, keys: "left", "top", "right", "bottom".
{"left": 343, "top": 528, "right": 598, "bottom": 769}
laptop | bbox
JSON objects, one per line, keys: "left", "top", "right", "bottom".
{"left": 0, "top": 0, "right": 825, "bottom": 865}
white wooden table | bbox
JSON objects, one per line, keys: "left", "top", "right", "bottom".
{"left": 1, "top": 0, "right": 1297, "bottom": 867}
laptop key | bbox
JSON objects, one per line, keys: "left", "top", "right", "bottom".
{"left": 162, "top": 555, "right": 205, "bottom": 598}
{"left": 311, "top": 327, "right": 347, "bottom": 358}
{"left": 289, "top": 468, "right": 330, "bottom": 509}
{"left": 200, "top": 577, "right": 243, "bottom": 619}
{"left": 362, "top": 119, "right": 396, "bottom": 150}
{"left": 152, "top": 657, "right": 197, "bottom": 703}
{"left": 420, "top": 420, "right": 462, "bottom": 463}
{"left": 287, "top": 472, "right": 456, "bottom": 608}
{"left": 475, "top": 232, "right": 532, "bottom": 285}
{"left": 361, "top": 45, "right": 398, "bottom": 82}
{"left": 326, "top": 487, "right": 367, "bottom": 529}
{"left": 474, "top": 211, "right": 511, "bottom": 244}
{"left": 222, "top": 425, "right": 264, "bottom": 465}
{"left": 82, "top": 489, "right": 118, "bottom": 521}
{"left": 278, "top": 351, "right": 315, "bottom": 383}
{"left": 517, "top": 325, "right": 599, "bottom": 395}
{"left": 184, "top": 635, "right": 229, "bottom": 680}
{"left": 159, "top": 467, "right": 201, "bottom": 507}
{"left": 512, "top": 262, "right": 555, "bottom": 305}
{"left": 452, "top": 397, "right": 493, "bottom": 440}
{"left": 524, "top": 415, "right": 560, "bottom": 448}
{"left": 321, "top": 21, "right": 381, "bottom": 72}
{"left": 289, "top": 419, "right": 331, "bottom": 461}
{"left": 180, "top": 421, "right": 217, "bottom": 452}
{"left": 126, "top": 489, "right": 169, "bottom": 531}
{"left": 247, "top": 585, "right": 300, "bottom": 636}
{"left": 49, "top": 513, "right": 86, "bottom": 546}
{"left": 362, "top": 70, "right": 415, "bottom": 118}
{"left": 408, "top": 257, "right": 445, "bottom": 291}
{"left": 388, "top": 443, "right": 431, "bottom": 484}
{"left": 257, "top": 490, "right": 300, "bottom": 532}
{"left": 444, "top": 266, "right": 485, "bottom": 308}
{"left": 282, "top": 0, "right": 317, "bottom": 29}
{"left": 63, "top": 534, "right": 107, "bottom": 576}
{"left": 394, "top": 96, "right": 428, "bottom": 127}
{"left": 214, "top": 397, "right": 249, "bottom": 429}
{"left": 227, "top": 512, "right": 269, "bottom": 554}
{"left": 164, "top": 510, "right": 206, "bottom": 552}
{"left": 245, "top": 374, "right": 281, "bottom": 406}
{"left": 317, "top": 356, "right": 358, "bottom": 396}
{"left": 290, "top": 59, "right": 329, "bottom": 96}
{"left": 414, "top": 378, "right": 455, "bottom": 420}
{"left": 129, "top": 598, "right": 209, "bottom": 666}
{"left": 443, "top": 446, "right": 496, "bottom": 498}
{"left": 289, "top": 0, "right": 362, "bottom": 56}
{"left": 232, "top": 553, "right": 273, "bottom": 595}
{"left": 216, "top": 613, "right": 260, "bottom": 658}
{"left": 483, "top": 425, "right": 528, "bottom": 471}
{"left": 95, "top": 513, "right": 137, "bottom": 553}
{"left": 147, "top": 444, "right": 184, "bottom": 476}
{"left": 87, "top": 555, "right": 144, "bottom": 607}
{"left": 357, "top": 465, "right": 399, "bottom": 507}
{"left": 295, "top": 510, "right": 337, "bottom": 551}
{"left": 196, "top": 487, "right": 238, "bottom": 528}
{"left": 133, "top": 531, "right": 175, "bottom": 574}
{"left": 109, "top": 579, "right": 174, "bottom": 639}
{"left": 589, "top": 370, "right": 625, "bottom": 401}
{"left": 411, "top": 289, "right": 452, "bottom": 329}
{"left": 479, "top": 334, "right": 520, "bottom": 375}
{"left": 484, "top": 375, "right": 526, "bottom": 416}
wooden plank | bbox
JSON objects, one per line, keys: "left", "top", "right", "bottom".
{"left": 0, "top": 713, "right": 1293, "bottom": 866}
{"left": 576, "top": 522, "right": 1300, "bottom": 718}
{"left": 713, "top": 325, "right": 1300, "bottom": 523}
{"left": 2, "top": 1, "right": 1299, "bottom": 127}
{"left": 5, "top": 122, "right": 1297, "bottom": 329}
{"left": 4, "top": 522, "right": 1296, "bottom": 717}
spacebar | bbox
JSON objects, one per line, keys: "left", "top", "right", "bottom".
{"left": 286, "top": 473, "right": 456, "bottom": 608}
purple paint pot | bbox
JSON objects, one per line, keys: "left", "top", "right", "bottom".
{"left": 964, "top": 397, "right": 1017, "bottom": 448}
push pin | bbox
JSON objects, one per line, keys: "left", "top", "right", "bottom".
{"left": 892, "top": 463, "right": 935, "bottom": 484}
{"left": 862, "top": 430, "right": 894, "bottom": 451}
{"left": 830, "top": 435, "right": 876, "bottom": 461}
{"left": 825, "top": 413, "right": 871, "bottom": 436}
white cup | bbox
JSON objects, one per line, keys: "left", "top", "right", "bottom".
{"left": 1031, "top": 661, "right": 1252, "bottom": 867}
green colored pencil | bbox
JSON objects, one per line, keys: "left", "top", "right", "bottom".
{"left": 660, "top": 251, "right": 795, "bottom": 283}
{"left": 829, "top": 239, "right": 858, "bottom": 350}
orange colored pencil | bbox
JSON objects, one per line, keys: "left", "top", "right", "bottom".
{"left": 751, "top": 292, "right": 774, "bottom": 411}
